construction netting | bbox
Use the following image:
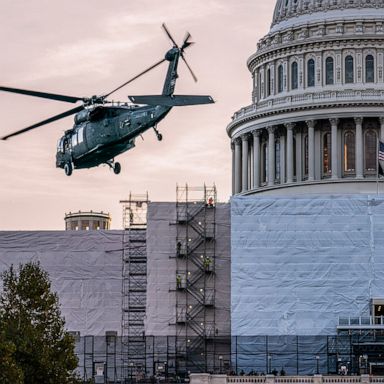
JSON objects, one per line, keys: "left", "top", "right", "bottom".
{"left": 231, "top": 194, "right": 384, "bottom": 336}
{"left": 0, "top": 230, "right": 124, "bottom": 336}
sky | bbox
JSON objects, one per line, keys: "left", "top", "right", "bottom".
{"left": 0, "top": 0, "right": 275, "bottom": 230}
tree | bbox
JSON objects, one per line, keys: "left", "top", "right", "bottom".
{"left": 0, "top": 262, "right": 80, "bottom": 384}
{"left": 0, "top": 331, "right": 23, "bottom": 384}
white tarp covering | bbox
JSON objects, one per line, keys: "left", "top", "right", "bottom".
{"left": 231, "top": 194, "right": 384, "bottom": 336}
{"left": 0, "top": 231, "right": 123, "bottom": 336}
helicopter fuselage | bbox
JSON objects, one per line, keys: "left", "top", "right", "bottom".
{"left": 56, "top": 104, "right": 171, "bottom": 170}
{"left": 1, "top": 25, "right": 214, "bottom": 176}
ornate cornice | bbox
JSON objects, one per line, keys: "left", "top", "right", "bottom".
{"left": 227, "top": 100, "right": 384, "bottom": 137}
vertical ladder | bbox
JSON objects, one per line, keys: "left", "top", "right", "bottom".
{"left": 120, "top": 193, "right": 149, "bottom": 381}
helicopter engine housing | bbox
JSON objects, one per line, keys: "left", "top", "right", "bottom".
{"left": 74, "top": 109, "right": 89, "bottom": 124}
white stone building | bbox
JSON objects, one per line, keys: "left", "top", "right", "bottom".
{"left": 228, "top": 0, "right": 384, "bottom": 376}
{"left": 229, "top": 0, "right": 384, "bottom": 195}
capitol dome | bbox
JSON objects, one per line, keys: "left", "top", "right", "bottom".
{"left": 228, "top": 0, "right": 384, "bottom": 195}
{"left": 272, "top": 0, "right": 384, "bottom": 30}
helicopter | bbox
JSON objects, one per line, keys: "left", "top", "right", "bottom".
{"left": 0, "top": 24, "right": 214, "bottom": 176}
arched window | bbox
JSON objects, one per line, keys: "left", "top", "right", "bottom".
{"left": 291, "top": 62, "right": 298, "bottom": 90}
{"left": 365, "top": 55, "right": 375, "bottom": 83}
{"left": 365, "top": 130, "right": 377, "bottom": 173}
{"left": 326, "top": 57, "right": 334, "bottom": 85}
{"left": 345, "top": 55, "right": 354, "bottom": 84}
{"left": 261, "top": 142, "right": 268, "bottom": 183}
{"left": 278, "top": 65, "right": 284, "bottom": 93}
{"left": 323, "top": 132, "right": 332, "bottom": 177}
{"left": 307, "top": 59, "right": 315, "bottom": 87}
{"left": 267, "top": 68, "right": 271, "bottom": 96}
{"left": 275, "top": 140, "right": 281, "bottom": 182}
{"left": 304, "top": 135, "right": 309, "bottom": 176}
{"left": 344, "top": 131, "right": 356, "bottom": 174}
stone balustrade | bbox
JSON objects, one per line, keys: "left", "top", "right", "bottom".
{"left": 190, "top": 374, "right": 384, "bottom": 384}
{"left": 230, "top": 90, "right": 384, "bottom": 126}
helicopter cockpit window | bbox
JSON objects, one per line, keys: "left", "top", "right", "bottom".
{"left": 57, "top": 138, "right": 64, "bottom": 153}
{"left": 77, "top": 127, "right": 84, "bottom": 144}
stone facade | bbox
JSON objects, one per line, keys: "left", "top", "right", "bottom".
{"left": 228, "top": 1, "right": 384, "bottom": 195}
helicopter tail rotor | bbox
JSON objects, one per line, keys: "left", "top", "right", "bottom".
{"left": 162, "top": 23, "right": 198, "bottom": 83}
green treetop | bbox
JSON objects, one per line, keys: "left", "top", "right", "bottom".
{"left": 0, "top": 262, "right": 80, "bottom": 384}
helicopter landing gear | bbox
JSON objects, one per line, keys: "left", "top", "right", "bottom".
{"left": 153, "top": 126, "right": 163, "bottom": 141}
{"left": 113, "top": 162, "right": 121, "bottom": 175}
{"left": 106, "top": 160, "right": 121, "bottom": 175}
{"left": 64, "top": 162, "right": 73, "bottom": 176}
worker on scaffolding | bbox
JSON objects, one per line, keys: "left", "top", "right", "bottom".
{"left": 207, "top": 197, "right": 214, "bottom": 207}
{"left": 176, "top": 274, "right": 182, "bottom": 289}
{"left": 203, "top": 257, "right": 212, "bottom": 271}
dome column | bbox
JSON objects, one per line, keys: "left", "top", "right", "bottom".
{"left": 252, "top": 130, "right": 261, "bottom": 189}
{"left": 231, "top": 142, "right": 235, "bottom": 195}
{"left": 280, "top": 133, "right": 286, "bottom": 184}
{"left": 285, "top": 123, "right": 295, "bottom": 183}
{"left": 330, "top": 118, "right": 340, "bottom": 179}
{"left": 355, "top": 117, "right": 364, "bottom": 179}
{"left": 242, "top": 134, "right": 250, "bottom": 192}
{"left": 306, "top": 120, "right": 316, "bottom": 181}
{"left": 268, "top": 126, "right": 276, "bottom": 186}
{"left": 234, "top": 138, "right": 242, "bottom": 194}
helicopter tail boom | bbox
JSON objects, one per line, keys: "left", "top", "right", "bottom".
{"left": 128, "top": 95, "right": 214, "bottom": 106}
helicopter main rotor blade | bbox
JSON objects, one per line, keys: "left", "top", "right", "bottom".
{"left": 1, "top": 105, "right": 84, "bottom": 140}
{"left": 104, "top": 58, "right": 166, "bottom": 99}
{"left": 162, "top": 23, "right": 178, "bottom": 47}
{"left": 128, "top": 94, "right": 214, "bottom": 106}
{"left": 0, "top": 86, "right": 84, "bottom": 104}
{"left": 181, "top": 55, "right": 198, "bottom": 82}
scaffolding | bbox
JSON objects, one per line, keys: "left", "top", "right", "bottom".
{"left": 120, "top": 193, "right": 149, "bottom": 381}
{"left": 175, "top": 184, "right": 217, "bottom": 374}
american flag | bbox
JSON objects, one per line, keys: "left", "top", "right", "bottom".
{"left": 379, "top": 141, "right": 384, "bottom": 176}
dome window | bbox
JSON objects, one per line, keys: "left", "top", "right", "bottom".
{"left": 343, "top": 130, "right": 356, "bottom": 174}
{"left": 326, "top": 57, "right": 334, "bottom": 85}
{"left": 291, "top": 62, "right": 298, "bottom": 90}
{"left": 307, "top": 59, "right": 315, "bottom": 87}
{"left": 345, "top": 56, "right": 354, "bottom": 84}
{"left": 365, "top": 55, "right": 375, "bottom": 83}
{"left": 267, "top": 68, "right": 271, "bottom": 96}
{"left": 364, "top": 129, "right": 377, "bottom": 174}
{"left": 278, "top": 65, "right": 284, "bottom": 93}
{"left": 322, "top": 132, "right": 332, "bottom": 177}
